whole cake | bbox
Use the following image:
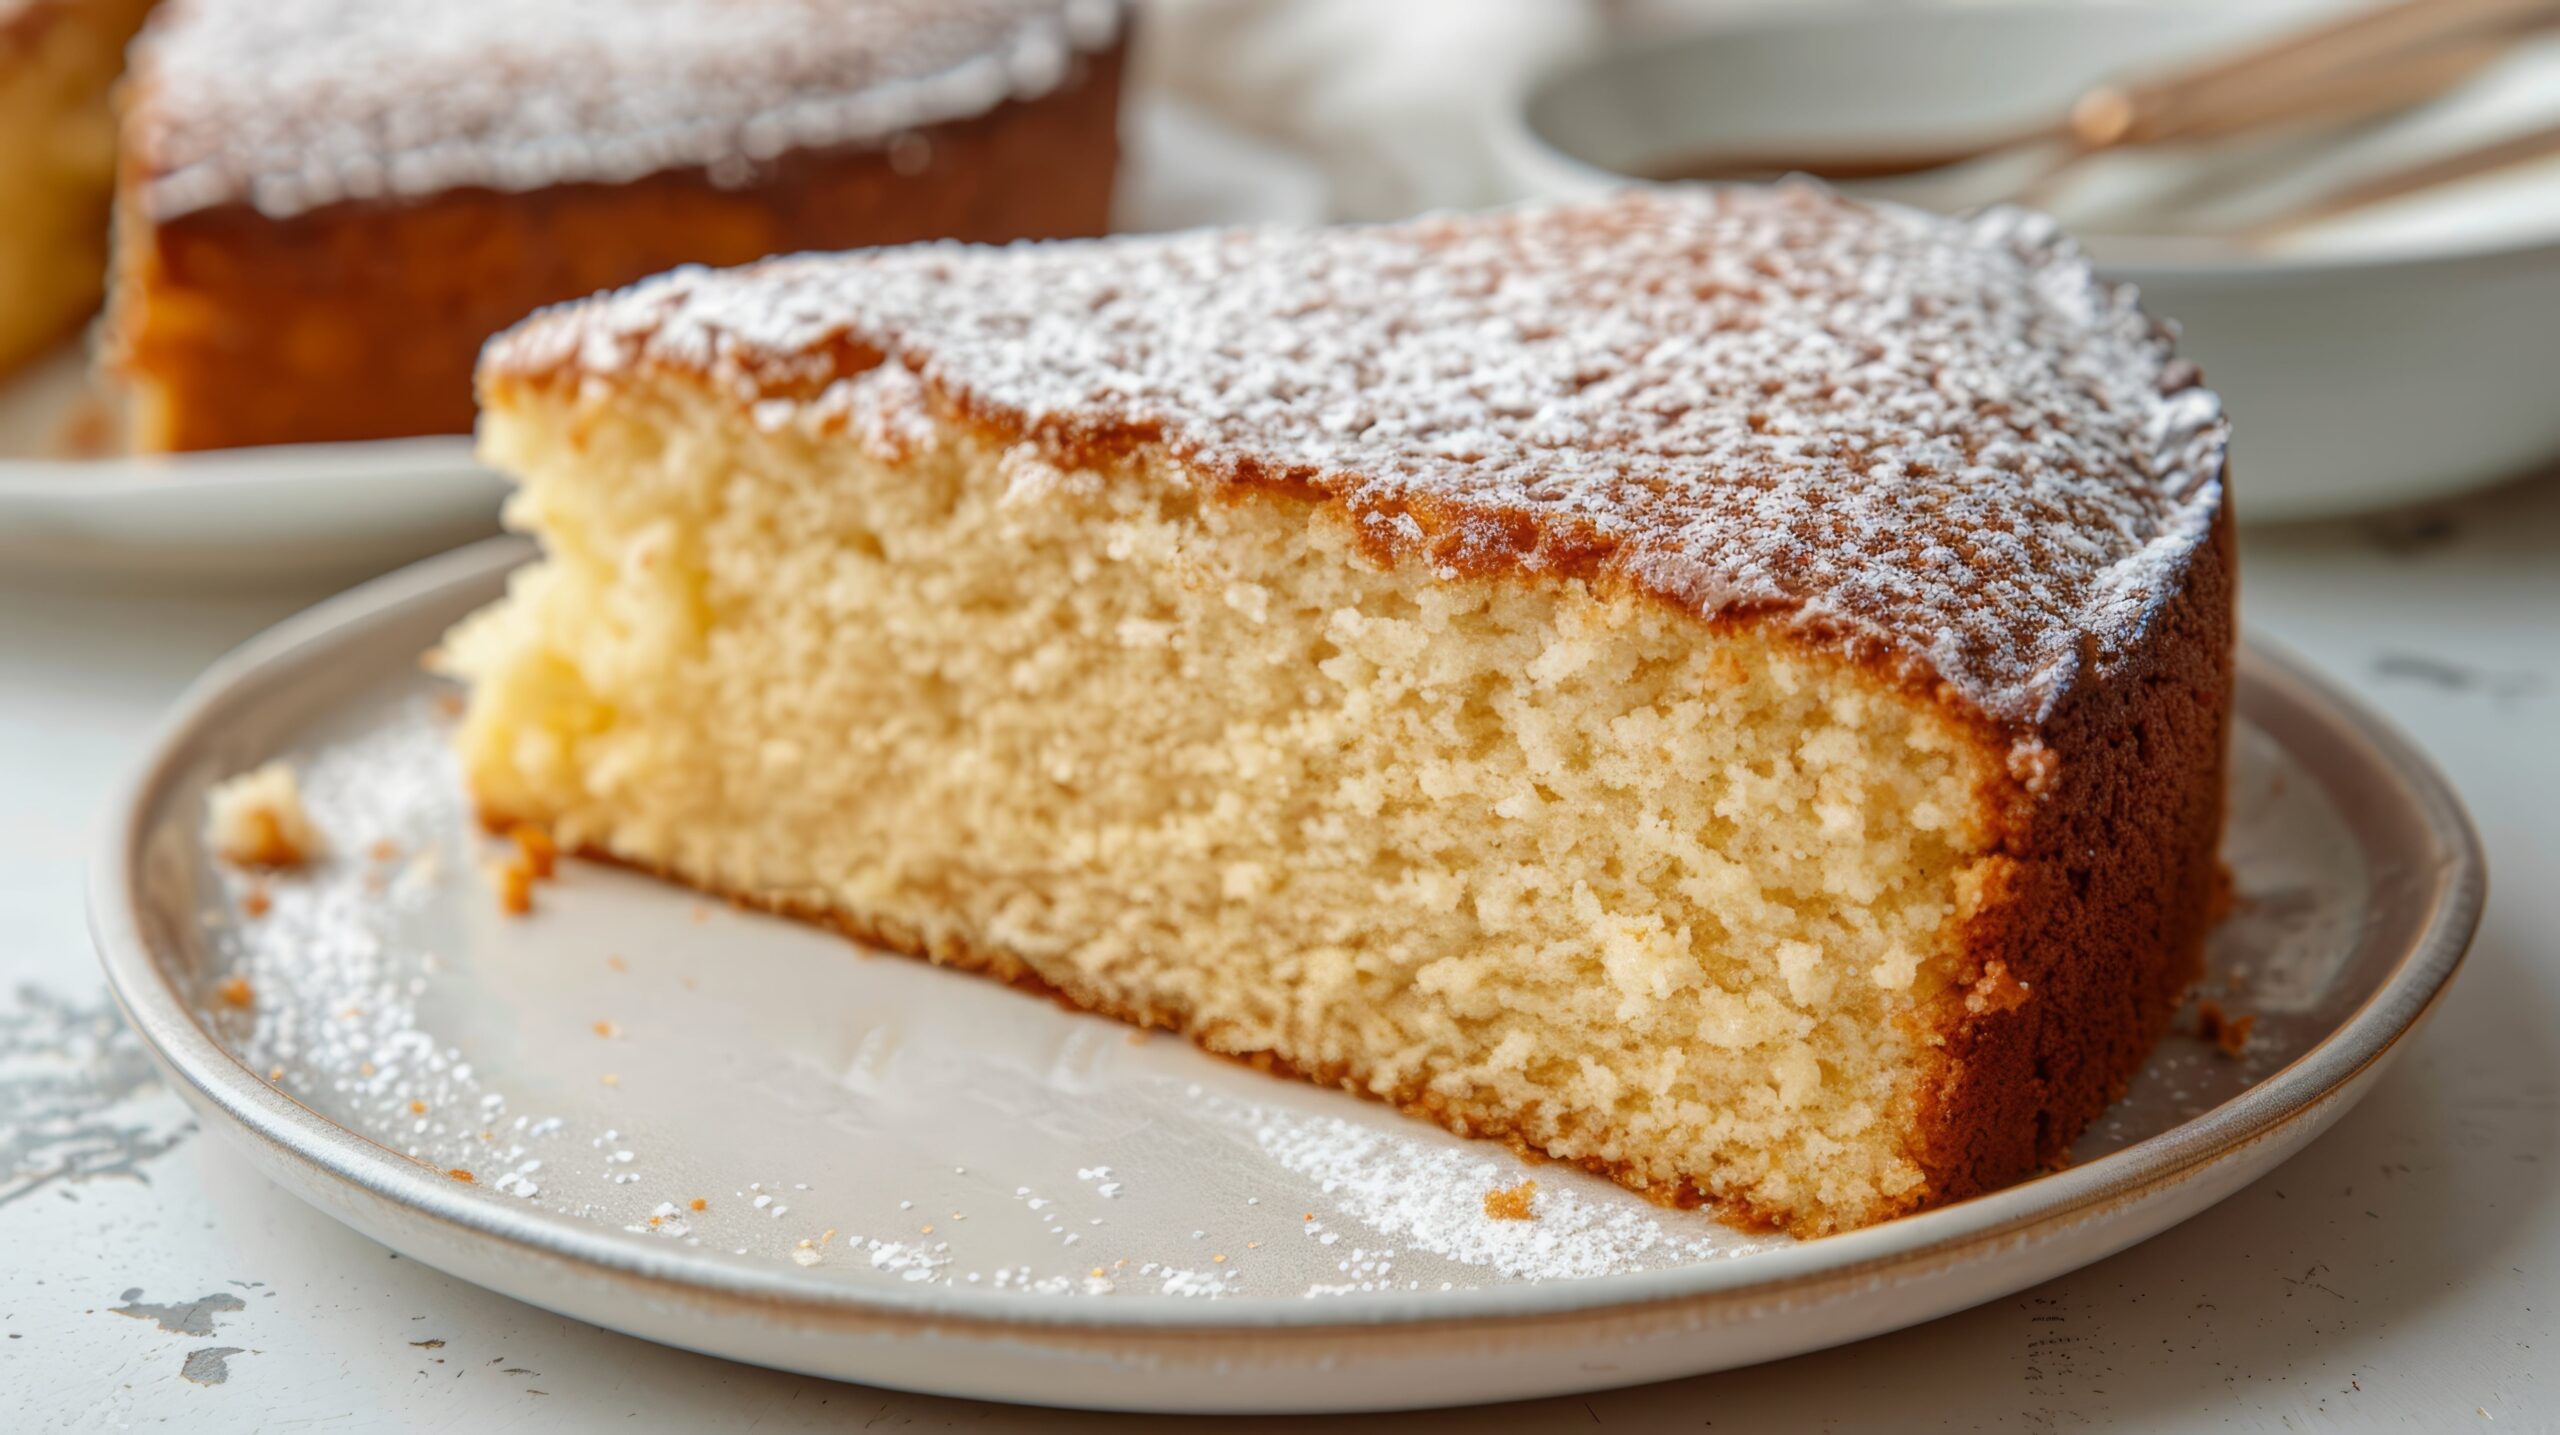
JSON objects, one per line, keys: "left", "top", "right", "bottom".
{"left": 104, "top": 0, "right": 1126, "bottom": 452}
{"left": 0, "top": 0, "right": 157, "bottom": 379}
{"left": 441, "top": 186, "right": 2233, "bottom": 1237}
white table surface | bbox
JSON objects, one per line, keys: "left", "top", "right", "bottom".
{"left": 3, "top": 468, "right": 2553, "bottom": 1432}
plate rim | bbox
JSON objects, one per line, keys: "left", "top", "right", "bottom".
{"left": 90, "top": 536, "right": 2486, "bottom": 1335}
{"left": 0, "top": 433, "right": 483, "bottom": 496}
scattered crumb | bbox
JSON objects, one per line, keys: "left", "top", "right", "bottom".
{"left": 266, "top": 1066, "right": 284, "bottom": 1082}
{"left": 408, "top": 1100, "right": 427, "bottom": 1115}
{"left": 689, "top": 1198, "right": 707, "bottom": 1212}
{"left": 216, "top": 975, "right": 255, "bottom": 1009}
{"left": 688, "top": 905, "right": 710, "bottom": 924}
{"left": 819, "top": 1229, "right": 838, "bottom": 1247}
{"left": 368, "top": 838, "right": 402, "bottom": 862}
{"left": 494, "top": 858, "right": 536, "bottom": 915}
{"left": 790, "top": 1244, "right": 822, "bottom": 1267}
{"left": 433, "top": 691, "right": 467, "bottom": 719}
{"left": 207, "top": 761, "right": 324, "bottom": 869}
{"left": 510, "top": 824, "right": 557, "bottom": 879}
{"left": 1483, "top": 1179, "right": 1540, "bottom": 1221}
{"left": 606, "top": 955, "right": 628, "bottom": 973}
{"left": 358, "top": 1061, "right": 376, "bottom": 1077}
{"left": 592, "top": 1020, "right": 619, "bottom": 1038}
{"left": 447, "top": 1168, "right": 475, "bottom": 1183}
{"left": 599, "top": 1073, "right": 620, "bottom": 1087}
{"left": 1302, "top": 1212, "right": 1314, "bottom": 1222}
{"left": 2197, "top": 999, "right": 2256, "bottom": 1058}
{"left": 1212, "top": 1253, "right": 1228, "bottom": 1264}
{"left": 240, "top": 885, "right": 272, "bottom": 919}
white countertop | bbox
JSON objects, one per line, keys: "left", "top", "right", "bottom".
{"left": 4, "top": 469, "right": 2554, "bottom": 1431}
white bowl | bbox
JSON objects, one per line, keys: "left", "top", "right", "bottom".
{"left": 1488, "top": 0, "right": 2560, "bottom": 522}
{"left": 0, "top": 351, "right": 504, "bottom": 587}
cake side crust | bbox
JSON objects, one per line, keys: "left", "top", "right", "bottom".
{"left": 1904, "top": 497, "right": 2234, "bottom": 1202}
{"left": 107, "top": 37, "right": 1124, "bottom": 451}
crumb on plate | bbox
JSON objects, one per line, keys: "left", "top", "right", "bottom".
{"left": 2196, "top": 998, "right": 2256, "bottom": 1058}
{"left": 494, "top": 857, "right": 536, "bottom": 915}
{"left": 1483, "top": 1179, "right": 1540, "bottom": 1221}
{"left": 510, "top": 823, "right": 557, "bottom": 878}
{"left": 207, "top": 761, "right": 324, "bottom": 868}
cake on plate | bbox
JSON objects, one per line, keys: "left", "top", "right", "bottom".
{"left": 0, "top": 0, "right": 157, "bottom": 380}
{"left": 104, "top": 0, "right": 1126, "bottom": 452}
{"left": 440, "top": 186, "right": 2233, "bottom": 1237}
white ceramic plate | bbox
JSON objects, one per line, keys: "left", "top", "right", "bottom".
{"left": 0, "top": 350, "right": 505, "bottom": 586}
{"left": 92, "top": 539, "right": 2481, "bottom": 1414}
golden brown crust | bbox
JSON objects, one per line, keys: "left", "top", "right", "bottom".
{"left": 106, "top": 37, "right": 1124, "bottom": 451}
{"left": 1901, "top": 498, "right": 2234, "bottom": 1208}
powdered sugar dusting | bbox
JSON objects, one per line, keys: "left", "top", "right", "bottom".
{"left": 1237, "top": 1104, "right": 1776, "bottom": 1281}
{"left": 126, "top": 0, "right": 1122, "bottom": 220}
{"left": 492, "top": 185, "right": 2226, "bottom": 723}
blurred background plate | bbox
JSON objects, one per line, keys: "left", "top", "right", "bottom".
{"left": 0, "top": 350, "right": 504, "bottom": 587}
{"left": 91, "top": 539, "right": 2482, "bottom": 1413}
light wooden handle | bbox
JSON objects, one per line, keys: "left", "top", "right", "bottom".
{"left": 2084, "top": 0, "right": 2560, "bottom": 150}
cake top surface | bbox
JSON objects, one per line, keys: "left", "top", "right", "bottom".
{"left": 488, "top": 185, "right": 2227, "bottom": 726}
{"left": 124, "top": 0, "right": 1121, "bottom": 221}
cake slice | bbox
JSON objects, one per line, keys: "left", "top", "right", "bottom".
{"left": 104, "top": 0, "right": 1126, "bottom": 451}
{"left": 0, "top": 0, "right": 157, "bottom": 378}
{"left": 441, "top": 186, "right": 2233, "bottom": 1237}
